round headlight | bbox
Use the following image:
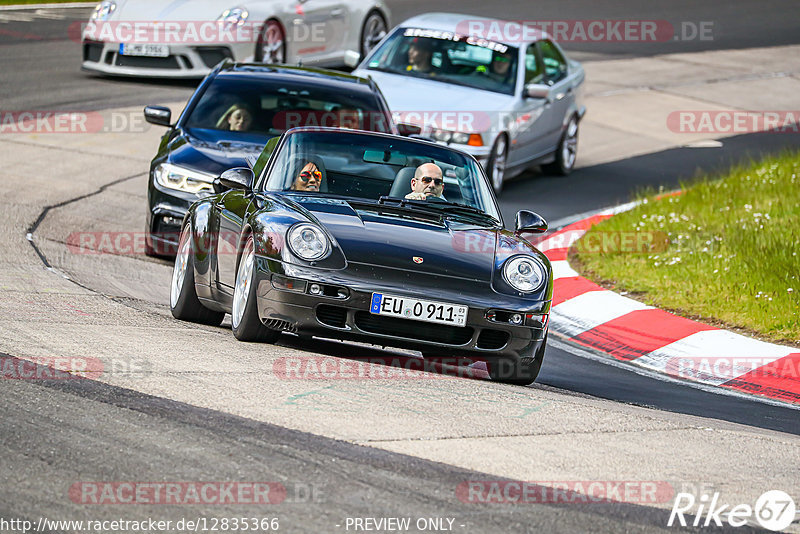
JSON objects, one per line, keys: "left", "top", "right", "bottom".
{"left": 287, "top": 224, "right": 329, "bottom": 261}
{"left": 503, "top": 256, "right": 546, "bottom": 293}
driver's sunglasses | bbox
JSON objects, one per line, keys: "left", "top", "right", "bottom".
{"left": 421, "top": 176, "right": 443, "bottom": 186}
{"left": 493, "top": 55, "right": 511, "bottom": 63}
{"left": 299, "top": 169, "right": 322, "bottom": 182}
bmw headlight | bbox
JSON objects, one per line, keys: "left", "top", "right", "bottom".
{"left": 154, "top": 164, "right": 215, "bottom": 195}
{"left": 503, "top": 256, "right": 546, "bottom": 293}
{"left": 90, "top": 1, "right": 116, "bottom": 21}
{"left": 287, "top": 223, "right": 329, "bottom": 261}
{"left": 430, "top": 129, "right": 482, "bottom": 146}
{"left": 217, "top": 7, "right": 249, "bottom": 27}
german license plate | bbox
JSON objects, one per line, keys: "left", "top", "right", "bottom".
{"left": 370, "top": 293, "right": 468, "bottom": 327}
{"left": 119, "top": 43, "right": 169, "bottom": 57}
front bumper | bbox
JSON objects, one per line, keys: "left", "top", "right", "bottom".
{"left": 251, "top": 260, "right": 549, "bottom": 361}
{"left": 147, "top": 180, "right": 212, "bottom": 256}
{"left": 82, "top": 40, "right": 239, "bottom": 78}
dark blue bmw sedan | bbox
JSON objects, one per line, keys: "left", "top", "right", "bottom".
{"left": 143, "top": 60, "right": 395, "bottom": 256}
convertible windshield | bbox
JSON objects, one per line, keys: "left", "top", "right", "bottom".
{"left": 365, "top": 28, "right": 518, "bottom": 95}
{"left": 184, "top": 76, "right": 393, "bottom": 136}
{"left": 262, "top": 130, "right": 501, "bottom": 222}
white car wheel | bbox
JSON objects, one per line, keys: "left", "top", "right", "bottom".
{"left": 360, "top": 11, "right": 387, "bottom": 58}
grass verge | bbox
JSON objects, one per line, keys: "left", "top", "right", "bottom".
{"left": 572, "top": 150, "right": 800, "bottom": 345}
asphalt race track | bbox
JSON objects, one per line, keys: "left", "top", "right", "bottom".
{"left": 1, "top": 2, "right": 799, "bottom": 533}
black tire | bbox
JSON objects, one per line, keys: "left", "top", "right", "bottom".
{"left": 231, "top": 234, "right": 281, "bottom": 343}
{"left": 255, "top": 19, "right": 286, "bottom": 64}
{"left": 488, "top": 333, "right": 547, "bottom": 385}
{"left": 170, "top": 225, "right": 225, "bottom": 326}
{"left": 542, "top": 116, "right": 578, "bottom": 176}
{"left": 359, "top": 10, "right": 388, "bottom": 59}
{"left": 487, "top": 134, "right": 508, "bottom": 195}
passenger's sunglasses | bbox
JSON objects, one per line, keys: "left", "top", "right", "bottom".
{"left": 421, "top": 176, "right": 443, "bottom": 186}
{"left": 493, "top": 55, "right": 511, "bottom": 63}
{"left": 299, "top": 169, "right": 322, "bottom": 182}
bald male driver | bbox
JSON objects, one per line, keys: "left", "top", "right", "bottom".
{"left": 404, "top": 163, "right": 444, "bottom": 200}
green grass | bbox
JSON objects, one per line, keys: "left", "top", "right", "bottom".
{"left": 573, "top": 150, "right": 800, "bottom": 345}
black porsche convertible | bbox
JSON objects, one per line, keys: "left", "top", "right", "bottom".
{"left": 170, "top": 127, "right": 552, "bottom": 384}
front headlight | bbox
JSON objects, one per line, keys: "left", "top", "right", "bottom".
{"left": 287, "top": 223, "right": 329, "bottom": 261}
{"left": 90, "top": 1, "right": 116, "bottom": 21}
{"left": 217, "top": 7, "right": 249, "bottom": 27}
{"left": 503, "top": 256, "right": 547, "bottom": 293}
{"left": 154, "top": 164, "right": 215, "bottom": 194}
{"left": 431, "top": 129, "right": 481, "bottom": 146}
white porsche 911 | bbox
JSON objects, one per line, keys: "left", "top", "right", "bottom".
{"left": 81, "top": 0, "right": 390, "bottom": 78}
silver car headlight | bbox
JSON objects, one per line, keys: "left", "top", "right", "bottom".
{"left": 154, "top": 164, "right": 215, "bottom": 195}
{"left": 431, "top": 128, "right": 481, "bottom": 146}
{"left": 287, "top": 223, "right": 329, "bottom": 261}
{"left": 90, "top": 1, "right": 116, "bottom": 21}
{"left": 503, "top": 256, "right": 547, "bottom": 293}
{"left": 217, "top": 7, "right": 249, "bottom": 27}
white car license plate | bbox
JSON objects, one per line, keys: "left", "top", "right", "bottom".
{"left": 119, "top": 44, "right": 169, "bottom": 57}
{"left": 370, "top": 293, "right": 468, "bottom": 327}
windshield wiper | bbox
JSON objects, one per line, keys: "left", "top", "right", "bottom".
{"left": 377, "top": 197, "right": 499, "bottom": 225}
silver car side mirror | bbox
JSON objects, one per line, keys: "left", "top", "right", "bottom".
{"left": 343, "top": 50, "right": 361, "bottom": 68}
{"left": 524, "top": 83, "right": 550, "bottom": 99}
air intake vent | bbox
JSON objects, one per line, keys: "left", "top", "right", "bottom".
{"left": 476, "top": 329, "right": 509, "bottom": 350}
{"left": 354, "top": 312, "right": 473, "bottom": 345}
{"left": 316, "top": 305, "right": 348, "bottom": 328}
{"left": 263, "top": 319, "right": 296, "bottom": 333}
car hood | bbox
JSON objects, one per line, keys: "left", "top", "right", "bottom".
{"left": 166, "top": 128, "right": 268, "bottom": 177}
{"left": 354, "top": 70, "right": 515, "bottom": 131}
{"left": 110, "top": 0, "right": 227, "bottom": 21}
{"left": 293, "top": 197, "right": 499, "bottom": 281}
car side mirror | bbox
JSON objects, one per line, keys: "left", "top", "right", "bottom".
{"left": 143, "top": 105, "right": 172, "bottom": 126}
{"left": 219, "top": 167, "right": 254, "bottom": 191}
{"left": 396, "top": 123, "right": 422, "bottom": 136}
{"left": 515, "top": 210, "right": 548, "bottom": 234}
{"left": 343, "top": 50, "right": 361, "bottom": 68}
{"left": 523, "top": 83, "right": 550, "bottom": 99}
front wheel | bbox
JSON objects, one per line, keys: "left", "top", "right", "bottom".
{"left": 488, "top": 334, "right": 547, "bottom": 385}
{"left": 232, "top": 235, "right": 281, "bottom": 343}
{"left": 360, "top": 10, "right": 387, "bottom": 59}
{"left": 543, "top": 116, "right": 578, "bottom": 176}
{"left": 255, "top": 19, "right": 286, "bottom": 64}
{"left": 170, "top": 226, "right": 225, "bottom": 326}
{"left": 487, "top": 135, "right": 507, "bottom": 195}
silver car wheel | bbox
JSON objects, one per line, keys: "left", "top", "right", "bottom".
{"left": 232, "top": 238, "right": 254, "bottom": 329}
{"left": 361, "top": 12, "right": 386, "bottom": 56}
{"left": 261, "top": 20, "right": 285, "bottom": 63}
{"left": 491, "top": 136, "right": 507, "bottom": 192}
{"left": 562, "top": 118, "right": 578, "bottom": 170}
{"left": 170, "top": 230, "right": 190, "bottom": 309}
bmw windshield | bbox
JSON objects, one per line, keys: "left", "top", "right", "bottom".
{"left": 364, "top": 28, "right": 518, "bottom": 95}
{"left": 262, "top": 130, "right": 502, "bottom": 223}
{"left": 183, "top": 76, "right": 393, "bottom": 138}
